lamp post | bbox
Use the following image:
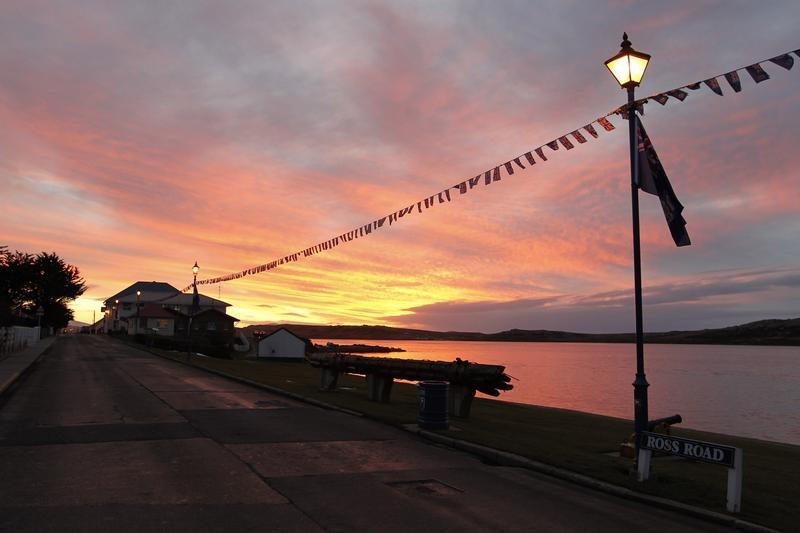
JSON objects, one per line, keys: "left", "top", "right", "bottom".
{"left": 605, "top": 33, "right": 652, "bottom": 446}
{"left": 192, "top": 261, "right": 199, "bottom": 289}
{"left": 136, "top": 290, "right": 141, "bottom": 334}
{"left": 187, "top": 261, "right": 199, "bottom": 359}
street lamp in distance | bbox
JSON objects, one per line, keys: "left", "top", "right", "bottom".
{"left": 605, "top": 33, "right": 651, "bottom": 450}
{"left": 188, "top": 261, "right": 200, "bottom": 359}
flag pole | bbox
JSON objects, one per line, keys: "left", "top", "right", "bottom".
{"left": 628, "top": 87, "right": 649, "bottom": 448}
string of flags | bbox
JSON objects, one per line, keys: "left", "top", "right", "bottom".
{"left": 183, "top": 47, "right": 799, "bottom": 292}
{"left": 615, "top": 49, "right": 799, "bottom": 118}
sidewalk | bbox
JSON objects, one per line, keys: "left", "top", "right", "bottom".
{"left": 0, "top": 336, "right": 56, "bottom": 397}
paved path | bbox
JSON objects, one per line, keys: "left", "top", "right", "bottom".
{"left": 0, "top": 335, "right": 735, "bottom": 532}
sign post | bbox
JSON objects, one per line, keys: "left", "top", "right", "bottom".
{"left": 638, "top": 432, "right": 742, "bottom": 513}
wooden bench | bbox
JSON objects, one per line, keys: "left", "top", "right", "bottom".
{"left": 307, "top": 353, "right": 513, "bottom": 418}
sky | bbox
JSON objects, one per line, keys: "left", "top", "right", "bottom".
{"left": 1, "top": 1, "right": 799, "bottom": 334}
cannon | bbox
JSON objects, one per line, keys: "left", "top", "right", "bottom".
{"left": 648, "top": 414, "right": 683, "bottom": 432}
{"left": 620, "top": 414, "right": 682, "bottom": 458}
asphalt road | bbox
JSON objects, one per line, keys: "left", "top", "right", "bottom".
{"left": 0, "top": 335, "right": 734, "bottom": 532}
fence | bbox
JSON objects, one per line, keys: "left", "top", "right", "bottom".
{"left": 0, "top": 326, "right": 40, "bottom": 356}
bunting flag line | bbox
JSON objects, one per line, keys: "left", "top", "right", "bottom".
{"left": 625, "top": 47, "right": 798, "bottom": 115}
{"left": 182, "top": 46, "right": 798, "bottom": 292}
{"left": 183, "top": 108, "right": 623, "bottom": 291}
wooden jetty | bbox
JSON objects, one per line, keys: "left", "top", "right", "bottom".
{"left": 307, "top": 353, "right": 513, "bottom": 418}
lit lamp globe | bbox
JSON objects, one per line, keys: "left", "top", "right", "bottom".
{"left": 604, "top": 33, "right": 650, "bottom": 89}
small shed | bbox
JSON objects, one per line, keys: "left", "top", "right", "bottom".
{"left": 257, "top": 328, "right": 308, "bottom": 360}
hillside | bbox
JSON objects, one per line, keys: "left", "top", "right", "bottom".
{"left": 244, "top": 318, "right": 800, "bottom": 346}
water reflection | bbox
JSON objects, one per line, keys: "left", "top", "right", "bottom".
{"left": 318, "top": 339, "right": 800, "bottom": 445}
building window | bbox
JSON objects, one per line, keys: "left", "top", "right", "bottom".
{"left": 207, "top": 321, "right": 216, "bottom": 331}
{"left": 123, "top": 303, "right": 132, "bottom": 311}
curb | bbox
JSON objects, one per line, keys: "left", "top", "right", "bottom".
{"left": 406, "top": 427, "right": 779, "bottom": 533}
{"left": 126, "top": 340, "right": 778, "bottom": 533}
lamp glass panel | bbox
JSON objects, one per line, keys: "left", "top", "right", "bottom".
{"left": 606, "top": 55, "right": 632, "bottom": 86}
{"left": 629, "top": 55, "right": 649, "bottom": 84}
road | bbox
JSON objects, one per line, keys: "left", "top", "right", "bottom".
{"left": 0, "top": 335, "right": 733, "bottom": 532}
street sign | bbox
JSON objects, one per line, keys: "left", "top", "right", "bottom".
{"left": 639, "top": 432, "right": 736, "bottom": 467}
{"left": 637, "top": 431, "right": 743, "bottom": 513}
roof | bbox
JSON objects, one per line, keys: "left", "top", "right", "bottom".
{"left": 192, "top": 308, "right": 239, "bottom": 322}
{"left": 105, "top": 282, "right": 180, "bottom": 304}
{"left": 260, "top": 327, "right": 308, "bottom": 342}
{"left": 105, "top": 281, "right": 229, "bottom": 307}
{"left": 160, "top": 293, "right": 229, "bottom": 308}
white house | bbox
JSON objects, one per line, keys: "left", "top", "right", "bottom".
{"left": 256, "top": 328, "right": 308, "bottom": 360}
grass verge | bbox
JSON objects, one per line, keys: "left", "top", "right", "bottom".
{"left": 158, "top": 350, "right": 796, "bottom": 531}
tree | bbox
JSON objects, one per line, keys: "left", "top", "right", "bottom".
{"left": 0, "top": 246, "right": 87, "bottom": 329}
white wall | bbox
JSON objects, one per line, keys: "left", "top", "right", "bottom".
{"left": 257, "top": 329, "right": 306, "bottom": 359}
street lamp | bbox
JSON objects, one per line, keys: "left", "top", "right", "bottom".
{"left": 605, "top": 33, "right": 651, "bottom": 447}
{"left": 135, "top": 290, "right": 142, "bottom": 334}
{"left": 187, "top": 261, "right": 200, "bottom": 359}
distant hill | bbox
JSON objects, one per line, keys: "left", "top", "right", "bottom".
{"left": 244, "top": 318, "right": 800, "bottom": 346}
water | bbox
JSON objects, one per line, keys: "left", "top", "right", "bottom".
{"left": 319, "top": 339, "right": 800, "bottom": 445}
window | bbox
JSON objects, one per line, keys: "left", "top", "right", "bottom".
{"left": 207, "top": 321, "right": 216, "bottom": 331}
{"left": 123, "top": 303, "right": 132, "bottom": 311}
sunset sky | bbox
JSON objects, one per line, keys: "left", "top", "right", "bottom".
{"left": 2, "top": 1, "right": 799, "bottom": 333}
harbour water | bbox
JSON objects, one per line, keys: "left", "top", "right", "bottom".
{"left": 319, "top": 339, "right": 800, "bottom": 445}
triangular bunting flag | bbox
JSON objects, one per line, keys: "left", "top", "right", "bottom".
{"left": 558, "top": 136, "right": 574, "bottom": 150}
{"left": 652, "top": 94, "right": 669, "bottom": 105}
{"left": 745, "top": 63, "right": 770, "bottom": 83}
{"left": 535, "top": 147, "right": 547, "bottom": 160}
{"left": 686, "top": 82, "right": 701, "bottom": 90}
{"left": 546, "top": 140, "right": 559, "bottom": 151}
{"left": 523, "top": 152, "right": 535, "bottom": 166}
{"left": 667, "top": 89, "right": 688, "bottom": 101}
{"left": 504, "top": 161, "right": 515, "bottom": 175}
{"left": 584, "top": 124, "right": 598, "bottom": 138}
{"left": 704, "top": 77, "right": 723, "bottom": 95}
{"left": 770, "top": 54, "right": 794, "bottom": 70}
{"left": 571, "top": 130, "right": 587, "bottom": 144}
{"left": 724, "top": 71, "right": 742, "bottom": 92}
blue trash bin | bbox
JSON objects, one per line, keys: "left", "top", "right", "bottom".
{"left": 418, "top": 381, "right": 449, "bottom": 430}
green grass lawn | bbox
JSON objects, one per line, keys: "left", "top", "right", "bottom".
{"left": 157, "top": 350, "right": 797, "bottom": 531}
